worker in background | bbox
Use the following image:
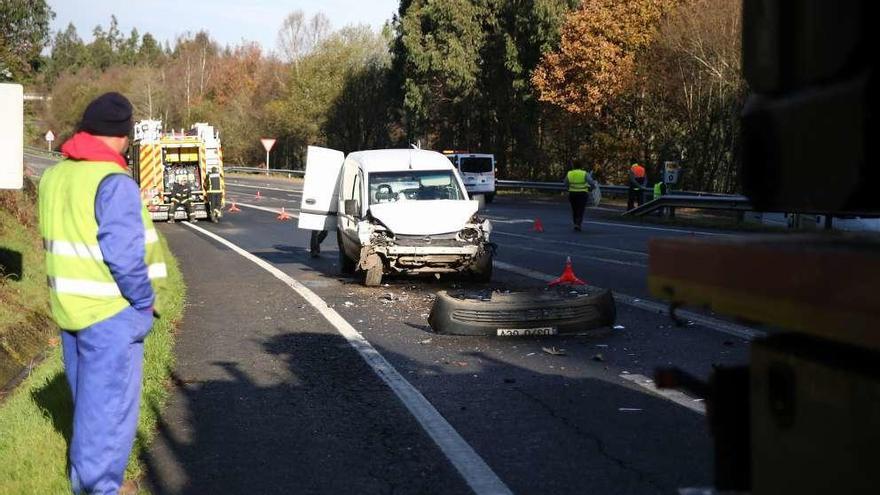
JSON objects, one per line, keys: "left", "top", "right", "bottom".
{"left": 628, "top": 162, "right": 647, "bottom": 210}
{"left": 310, "top": 230, "right": 328, "bottom": 257}
{"left": 653, "top": 180, "right": 667, "bottom": 201}
{"left": 563, "top": 159, "right": 598, "bottom": 231}
{"left": 38, "top": 92, "right": 167, "bottom": 495}
{"left": 168, "top": 172, "right": 193, "bottom": 223}
{"left": 205, "top": 166, "right": 222, "bottom": 221}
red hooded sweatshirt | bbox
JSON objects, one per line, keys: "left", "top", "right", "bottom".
{"left": 60, "top": 131, "right": 128, "bottom": 169}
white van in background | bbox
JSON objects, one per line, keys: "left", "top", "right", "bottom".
{"left": 298, "top": 147, "right": 494, "bottom": 286}
{"left": 442, "top": 152, "right": 496, "bottom": 203}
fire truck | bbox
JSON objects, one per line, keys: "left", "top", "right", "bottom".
{"left": 129, "top": 120, "right": 225, "bottom": 222}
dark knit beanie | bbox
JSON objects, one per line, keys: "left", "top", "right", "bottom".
{"left": 78, "top": 92, "right": 134, "bottom": 137}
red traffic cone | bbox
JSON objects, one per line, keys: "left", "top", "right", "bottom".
{"left": 548, "top": 257, "right": 586, "bottom": 286}
{"left": 228, "top": 202, "right": 241, "bottom": 213}
{"left": 255, "top": 190, "right": 262, "bottom": 200}
{"left": 532, "top": 218, "right": 544, "bottom": 233}
{"left": 276, "top": 207, "right": 292, "bottom": 221}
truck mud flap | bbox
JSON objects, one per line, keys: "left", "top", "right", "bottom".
{"left": 428, "top": 287, "right": 616, "bottom": 337}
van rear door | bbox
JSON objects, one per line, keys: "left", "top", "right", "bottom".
{"left": 298, "top": 146, "right": 345, "bottom": 230}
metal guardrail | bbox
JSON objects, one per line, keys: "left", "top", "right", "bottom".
{"left": 225, "top": 166, "right": 304, "bottom": 178}
{"left": 23, "top": 146, "right": 63, "bottom": 159}
{"left": 623, "top": 194, "right": 753, "bottom": 217}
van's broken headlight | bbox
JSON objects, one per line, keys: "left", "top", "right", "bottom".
{"left": 458, "top": 227, "right": 482, "bottom": 243}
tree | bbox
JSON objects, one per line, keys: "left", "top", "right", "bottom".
{"left": 532, "top": 0, "right": 675, "bottom": 116}
{"left": 45, "top": 22, "right": 89, "bottom": 82}
{"left": 0, "top": 0, "right": 55, "bottom": 81}
{"left": 276, "top": 10, "right": 331, "bottom": 65}
{"left": 138, "top": 33, "right": 164, "bottom": 65}
{"left": 393, "top": 0, "right": 489, "bottom": 144}
{"left": 267, "top": 24, "right": 389, "bottom": 166}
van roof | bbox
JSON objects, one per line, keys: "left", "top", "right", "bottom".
{"left": 348, "top": 149, "right": 455, "bottom": 174}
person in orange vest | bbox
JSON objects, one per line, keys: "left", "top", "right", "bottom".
{"left": 628, "top": 162, "right": 647, "bottom": 210}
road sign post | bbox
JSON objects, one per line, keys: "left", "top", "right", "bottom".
{"left": 45, "top": 130, "right": 55, "bottom": 151}
{"left": 261, "top": 138, "right": 276, "bottom": 176}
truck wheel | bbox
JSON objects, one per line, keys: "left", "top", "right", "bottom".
{"left": 485, "top": 192, "right": 496, "bottom": 204}
{"left": 470, "top": 252, "right": 493, "bottom": 283}
{"left": 337, "top": 229, "right": 356, "bottom": 275}
{"left": 364, "top": 264, "right": 383, "bottom": 287}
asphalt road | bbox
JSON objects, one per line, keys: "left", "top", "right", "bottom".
{"left": 22, "top": 156, "right": 754, "bottom": 494}
{"left": 139, "top": 175, "right": 753, "bottom": 494}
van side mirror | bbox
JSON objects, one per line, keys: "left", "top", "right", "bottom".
{"left": 344, "top": 199, "right": 359, "bottom": 217}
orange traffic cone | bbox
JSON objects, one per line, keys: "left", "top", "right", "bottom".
{"left": 548, "top": 257, "right": 586, "bottom": 286}
{"left": 228, "top": 202, "right": 241, "bottom": 213}
{"left": 532, "top": 218, "right": 544, "bottom": 233}
{"left": 276, "top": 207, "right": 292, "bottom": 221}
{"left": 255, "top": 190, "right": 262, "bottom": 200}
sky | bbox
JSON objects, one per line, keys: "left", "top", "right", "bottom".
{"left": 48, "top": 0, "right": 399, "bottom": 54}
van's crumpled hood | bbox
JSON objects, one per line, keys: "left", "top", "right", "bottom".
{"left": 369, "top": 200, "right": 479, "bottom": 235}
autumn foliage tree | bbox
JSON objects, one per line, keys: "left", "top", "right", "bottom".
{"left": 532, "top": 0, "right": 674, "bottom": 116}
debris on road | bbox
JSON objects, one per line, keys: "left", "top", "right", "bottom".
{"left": 613, "top": 325, "right": 625, "bottom": 330}
{"left": 542, "top": 346, "right": 566, "bottom": 356}
{"left": 417, "top": 339, "right": 432, "bottom": 345}
{"left": 343, "top": 301, "right": 355, "bottom": 307}
{"left": 591, "top": 353, "right": 605, "bottom": 362}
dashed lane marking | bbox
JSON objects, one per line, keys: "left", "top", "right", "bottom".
{"left": 583, "top": 219, "right": 732, "bottom": 236}
{"left": 226, "top": 182, "right": 302, "bottom": 194}
{"left": 493, "top": 230, "right": 649, "bottom": 258}
{"left": 181, "top": 222, "right": 513, "bottom": 495}
{"left": 492, "top": 260, "right": 764, "bottom": 341}
{"left": 502, "top": 242, "right": 647, "bottom": 268}
{"left": 230, "top": 202, "right": 300, "bottom": 218}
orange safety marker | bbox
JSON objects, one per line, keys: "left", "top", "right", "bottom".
{"left": 228, "top": 202, "right": 241, "bottom": 213}
{"left": 255, "top": 190, "right": 262, "bottom": 200}
{"left": 532, "top": 218, "right": 544, "bottom": 233}
{"left": 548, "top": 256, "right": 586, "bottom": 286}
{"left": 276, "top": 207, "right": 292, "bottom": 221}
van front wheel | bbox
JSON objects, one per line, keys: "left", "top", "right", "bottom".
{"left": 364, "top": 264, "right": 383, "bottom": 287}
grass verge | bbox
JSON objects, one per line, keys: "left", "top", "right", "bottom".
{"left": 0, "top": 181, "right": 54, "bottom": 389}
{"left": 0, "top": 235, "right": 186, "bottom": 495}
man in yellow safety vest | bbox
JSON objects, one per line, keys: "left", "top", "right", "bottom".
{"left": 38, "top": 92, "right": 166, "bottom": 494}
{"left": 563, "top": 159, "right": 598, "bottom": 231}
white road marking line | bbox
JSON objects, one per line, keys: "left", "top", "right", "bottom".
{"left": 232, "top": 202, "right": 300, "bottom": 218}
{"left": 502, "top": 242, "right": 647, "bottom": 268}
{"left": 494, "top": 230, "right": 649, "bottom": 258}
{"left": 492, "top": 260, "right": 764, "bottom": 341}
{"left": 182, "top": 222, "right": 513, "bottom": 495}
{"left": 226, "top": 182, "right": 302, "bottom": 194}
{"left": 583, "top": 219, "right": 731, "bottom": 236}
{"left": 620, "top": 374, "right": 706, "bottom": 415}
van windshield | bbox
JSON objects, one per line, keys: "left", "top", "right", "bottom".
{"left": 368, "top": 171, "right": 465, "bottom": 205}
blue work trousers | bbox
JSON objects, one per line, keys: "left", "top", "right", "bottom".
{"left": 61, "top": 306, "right": 154, "bottom": 495}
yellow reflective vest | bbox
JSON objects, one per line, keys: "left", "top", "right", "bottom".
{"left": 38, "top": 161, "right": 167, "bottom": 330}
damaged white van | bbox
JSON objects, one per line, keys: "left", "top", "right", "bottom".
{"left": 298, "top": 146, "right": 494, "bottom": 286}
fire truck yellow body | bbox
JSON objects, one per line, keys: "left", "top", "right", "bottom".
{"left": 130, "top": 120, "right": 225, "bottom": 222}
